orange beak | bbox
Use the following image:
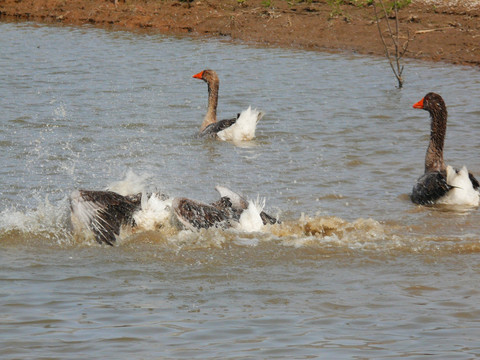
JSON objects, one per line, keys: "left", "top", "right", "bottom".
{"left": 192, "top": 71, "right": 204, "bottom": 79}
{"left": 413, "top": 97, "right": 424, "bottom": 109}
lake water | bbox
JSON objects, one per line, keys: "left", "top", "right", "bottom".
{"left": 1, "top": 21, "right": 480, "bottom": 359}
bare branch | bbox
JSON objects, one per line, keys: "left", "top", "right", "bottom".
{"left": 373, "top": 0, "right": 410, "bottom": 89}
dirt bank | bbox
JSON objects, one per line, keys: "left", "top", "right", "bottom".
{"left": 1, "top": 0, "right": 479, "bottom": 66}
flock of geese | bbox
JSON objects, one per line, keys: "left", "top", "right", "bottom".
{"left": 70, "top": 70, "right": 480, "bottom": 246}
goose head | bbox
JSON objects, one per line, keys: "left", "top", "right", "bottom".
{"left": 193, "top": 69, "right": 219, "bottom": 85}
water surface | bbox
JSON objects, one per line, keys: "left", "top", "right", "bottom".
{"left": 1, "top": 21, "right": 480, "bottom": 359}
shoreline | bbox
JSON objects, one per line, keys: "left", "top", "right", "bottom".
{"left": 1, "top": 0, "right": 479, "bottom": 67}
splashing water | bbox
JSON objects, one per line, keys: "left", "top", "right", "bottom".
{"left": 105, "top": 170, "right": 153, "bottom": 196}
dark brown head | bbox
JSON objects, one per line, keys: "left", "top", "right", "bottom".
{"left": 413, "top": 92, "right": 447, "bottom": 116}
{"left": 192, "top": 69, "right": 219, "bottom": 85}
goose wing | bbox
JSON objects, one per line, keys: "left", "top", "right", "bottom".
{"left": 172, "top": 197, "right": 232, "bottom": 231}
{"left": 199, "top": 117, "right": 237, "bottom": 137}
{"left": 70, "top": 190, "right": 140, "bottom": 245}
{"left": 215, "top": 186, "right": 279, "bottom": 225}
{"left": 411, "top": 171, "right": 453, "bottom": 205}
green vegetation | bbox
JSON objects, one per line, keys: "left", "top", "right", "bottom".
{"left": 326, "top": 0, "right": 344, "bottom": 18}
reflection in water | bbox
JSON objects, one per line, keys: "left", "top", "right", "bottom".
{"left": 1, "top": 22, "right": 480, "bottom": 359}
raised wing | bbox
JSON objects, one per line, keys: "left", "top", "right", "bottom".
{"left": 70, "top": 190, "right": 140, "bottom": 245}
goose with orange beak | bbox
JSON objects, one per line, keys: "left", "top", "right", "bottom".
{"left": 192, "top": 69, "right": 264, "bottom": 141}
{"left": 410, "top": 92, "right": 479, "bottom": 206}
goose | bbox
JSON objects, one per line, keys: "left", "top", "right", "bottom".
{"left": 70, "top": 190, "right": 171, "bottom": 246}
{"left": 193, "top": 69, "right": 264, "bottom": 141}
{"left": 70, "top": 186, "right": 278, "bottom": 245}
{"left": 172, "top": 186, "right": 278, "bottom": 232}
{"left": 410, "top": 92, "right": 479, "bottom": 206}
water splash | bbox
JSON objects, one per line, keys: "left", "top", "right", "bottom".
{"left": 105, "top": 170, "right": 153, "bottom": 196}
{"left": 2, "top": 199, "right": 480, "bottom": 256}
{"left": 1, "top": 169, "right": 478, "bottom": 255}
{"left": 0, "top": 195, "right": 72, "bottom": 245}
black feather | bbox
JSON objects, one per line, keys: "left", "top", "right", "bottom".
{"left": 199, "top": 118, "right": 237, "bottom": 138}
{"left": 410, "top": 172, "right": 453, "bottom": 205}
{"left": 173, "top": 198, "right": 231, "bottom": 230}
{"left": 469, "top": 172, "right": 479, "bottom": 190}
{"left": 71, "top": 190, "right": 141, "bottom": 245}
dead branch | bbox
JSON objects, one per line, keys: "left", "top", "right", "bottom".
{"left": 373, "top": 0, "right": 413, "bottom": 89}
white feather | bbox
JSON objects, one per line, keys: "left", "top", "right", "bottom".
{"left": 215, "top": 185, "right": 248, "bottom": 209}
{"left": 437, "top": 165, "right": 479, "bottom": 206}
{"left": 217, "top": 106, "right": 264, "bottom": 142}
{"left": 236, "top": 196, "right": 265, "bottom": 232}
{"left": 69, "top": 190, "right": 104, "bottom": 238}
{"left": 133, "top": 194, "right": 173, "bottom": 231}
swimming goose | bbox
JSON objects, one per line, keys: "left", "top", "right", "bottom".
{"left": 411, "top": 92, "right": 479, "bottom": 206}
{"left": 193, "top": 69, "right": 264, "bottom": 141}
{"left": 172, "top": 186, "right": 278, "bottom": 232}
{"left": 70, "top": 189, "right": 171, "bottom": 245}
{"left": 70, "top": 186, "right": 278, "bottom": 245}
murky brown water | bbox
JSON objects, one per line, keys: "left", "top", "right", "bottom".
{"left": 1, "top": 22, "right": 480, "bottom": 358}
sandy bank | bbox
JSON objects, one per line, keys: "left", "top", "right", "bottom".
{"left": 1, "top": 0, "right": 479, "bottom": 66}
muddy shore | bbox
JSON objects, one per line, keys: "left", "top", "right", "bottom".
{"left": 1, "top": 0, "right": 479, "bottom": 66}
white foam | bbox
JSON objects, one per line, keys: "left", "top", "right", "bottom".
{"left": 0, "top": 196, "right": 71, "bottom": 242}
